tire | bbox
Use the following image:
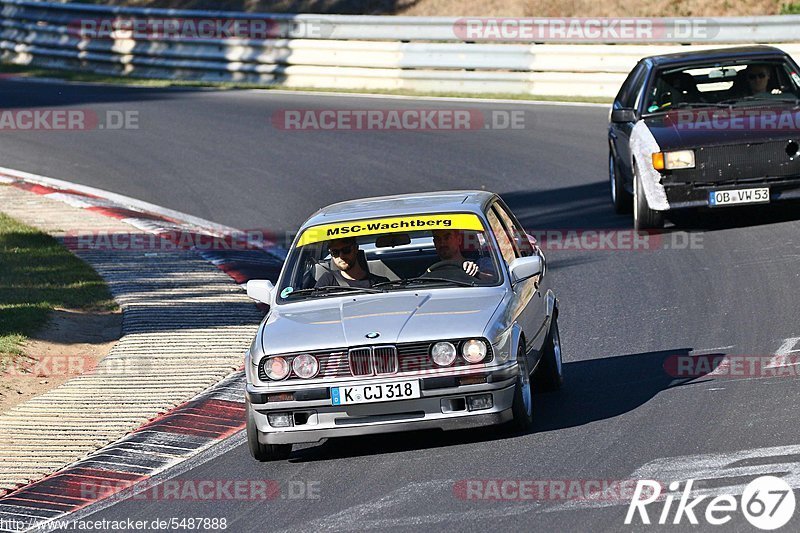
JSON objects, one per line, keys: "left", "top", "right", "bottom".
{"left": 633, "top": 164, "right": 664, "bottom": 230}
{"left": 509, "top": 346, "right": 534, "bottom": 433}
{"left": 534, "top": 316, "right": 564, "bottom": 392}
{"left": 246, "top": 401, "right": 292, "bottom": 462}
{"left": 610, "top": 151, "right": 632, "bottom": 214}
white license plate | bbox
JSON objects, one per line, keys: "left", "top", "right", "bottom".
{"left": 708, "top": 187, "right": 769, "bottom": 207}
{"left": 331, "top": 380, "right": 421, "bottom": 406}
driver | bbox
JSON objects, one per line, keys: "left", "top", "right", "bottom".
{"left": 316, "top": 237, "right": 389, "bottom": 288}
{"left": 744, "top": 64, "right": 772, "bottom": 95}
{"left": 428, "top": 229, "right": 492, "bottom": 280}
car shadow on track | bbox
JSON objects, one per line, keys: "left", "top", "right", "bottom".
{"left": 668, "top": 201, "right": 800, "bottom": 232}
{"left": 287, "top": 348, "right": 723, "bottom": 463}
{"left": 533, "top": 348, "right": 725, "bottom": 432}
{"left": 501, "top": 183, "right": 800, "bottom": 235}
{"left": 503, "top": 182, "right": 630, "bottom": 231}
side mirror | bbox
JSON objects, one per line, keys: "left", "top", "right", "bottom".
{"left": 611, "top": 108, "right": 638, "bottom": 123}
{"left": 508, "top": 256, "right": 543, "bottom": 285}
{"left": 247, "top": 280, "right": 275, "bottom": 304}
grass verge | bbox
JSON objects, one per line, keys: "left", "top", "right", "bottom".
{"left": 0, "top": 63, "right": 613, "bottom": 104}
{"left": 0, "top": 211, "right": 117, "bottom": 368}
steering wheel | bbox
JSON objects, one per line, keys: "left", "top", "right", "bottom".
{"left": 427, "top": 259, "right": 465, "bottom": 273}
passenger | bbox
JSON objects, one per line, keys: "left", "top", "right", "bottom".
{"left": 315, "top": 237, "right": 388, "bottom": 288}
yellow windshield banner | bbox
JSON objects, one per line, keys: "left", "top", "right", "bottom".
{"left": 296, "top": 213, "right": 485, "bottom": 247}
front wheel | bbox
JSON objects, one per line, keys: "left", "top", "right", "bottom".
{"left": 610, "top": 151, "right": 632, "bottom": 214}
{"left": 633, "top": 165, "right": 664, "bottom": 230}
{"left": 247, "top": 401, "right": 292, "bottom": 462}
{"left": 535, "top": 316, "right": 564, "bottom": 391}
{"left": 509, "top": 347, "right": 534, "bottom": 433}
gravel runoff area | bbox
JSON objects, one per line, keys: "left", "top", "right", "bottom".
{"left": 0, "top": 184, "right": 261, "bottom": 494}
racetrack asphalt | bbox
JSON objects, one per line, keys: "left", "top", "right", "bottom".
{"left": 2, "top": 79, "right": 800, "bottom": 531}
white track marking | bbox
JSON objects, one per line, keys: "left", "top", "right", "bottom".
{"left": 691, "top": 346, "right": 735, "bottom": 354}
{"left": 548, "top": 444, "right": 800, "bottom": 513}
{"left": 766, "top": 337, "right": 800, "bottom": 368}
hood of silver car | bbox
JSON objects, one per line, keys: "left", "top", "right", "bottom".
{"left": 259, "top": 288, "right": 507, "bottom": 355}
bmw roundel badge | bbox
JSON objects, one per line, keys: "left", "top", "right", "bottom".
{"left": 365, "top": 331, "right": 380, "bottom": 339}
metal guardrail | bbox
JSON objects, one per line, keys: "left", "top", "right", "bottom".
{"left": 1, "top": 0, "right": 799, "bottom": 97}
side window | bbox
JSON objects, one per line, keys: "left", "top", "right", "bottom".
{"left": 486, "top": 210, "right": 517, "bottom": 265}
{"left": 617, "top": 63, "right": 647, "bottom": 109}
{"left": 493, "top": 203, "right": 533, "bottom": 257}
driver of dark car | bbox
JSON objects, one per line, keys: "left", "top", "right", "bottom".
{"left": 745, "top": 64, "right": 772, "bottom": 95}
{"left": 315, "top": 237, "right": 389, "bottom": 288}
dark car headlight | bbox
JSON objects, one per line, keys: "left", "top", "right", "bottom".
{"left": 652, "top": 150, "right": 695, "bottom": 170}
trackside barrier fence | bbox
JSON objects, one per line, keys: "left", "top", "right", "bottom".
{"left": 1, "top": 0, "right": 799, "bottom": 97}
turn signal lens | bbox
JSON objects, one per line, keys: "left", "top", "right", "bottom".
{"left": 652, "top": 152, "right": 665, "bottom": 170}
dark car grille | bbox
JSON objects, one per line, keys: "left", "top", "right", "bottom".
{"left": 687, "top": 140, "right": 800, "bottom": 183}
{"left": 258, "top": 340, "right": 494, "bottom": 381}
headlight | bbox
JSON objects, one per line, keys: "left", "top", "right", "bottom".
{"left": 652, "top": 150, "right": 695, "bottom": 171}
{"left": 292, "top": 354, "right": 319, "bottom": 379}
{"left": 431, "top": 342, "right": 456, "bottom": 366}
{"left": 462, "top": 339, "right": 488, "bottom": 363}
{"left": 264, "top": 356, "right": 290, "bottom": 380}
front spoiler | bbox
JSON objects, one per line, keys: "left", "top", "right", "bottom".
{"left": 248, "top": 375, "right": 517, "bottom": 445}
{"left": 663, "top": 178, "right": 800, "bottom": 210}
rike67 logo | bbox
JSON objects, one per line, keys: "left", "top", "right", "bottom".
{"left": 625, "top": 476, "right": 795, "bottom": 530}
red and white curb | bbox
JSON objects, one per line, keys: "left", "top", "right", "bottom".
{"left": 0, "top": 372, "right": 247, "bottom": 532}
{"left": 0, "top": 168, "right": 283, "bottom": 530}
{"left": 0, "top": 166, "right": 285, "bottom": 286}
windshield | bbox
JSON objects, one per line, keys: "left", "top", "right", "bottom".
{"left": 277, "top": 212, "right": 502, "bottom": 303}
{"left": 644, "top": 58, "right": 800, "bottom": 113}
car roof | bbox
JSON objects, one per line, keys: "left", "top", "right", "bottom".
{"left": 644, "top": 45, "right": 789, "bottom": 67}
{"left": 300, "top": 190, "right": 497, "bottom": 228}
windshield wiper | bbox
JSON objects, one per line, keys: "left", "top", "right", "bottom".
{"left": 716, "top": 95, "right": 786, "bottom": 105}
{"left": 671, "top": 102, "right": 729, "bottom": 109}
{"left": 284, "top": 285, "right": 385, "bottom": 298}
{"left": 373, "top": 276, "right": 475, "bottom": 288}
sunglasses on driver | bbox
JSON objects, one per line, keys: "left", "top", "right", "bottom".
{"left": 329, "top": 244, "right": 354, "bottom": 257}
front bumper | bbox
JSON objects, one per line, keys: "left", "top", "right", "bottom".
{"left": 247, "top": 365, "right": 517, "bottom": 444}
{"left": 662, "top": 176, "right": 800, "bottom": 210}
